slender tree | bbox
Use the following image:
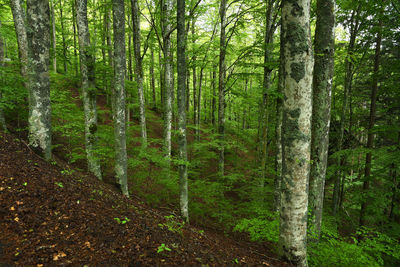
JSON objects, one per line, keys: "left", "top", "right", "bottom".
{"left": 279, "top": 0, "right": 313, "bottom": 265}
{"left": 308, "top": 0, "right": 335, "bottom": 241}
{"left": 113, "top": 0, "right": 128, "bottom": 196}
{"left": 26, "top": 0, "right": 52, "bottom": 160}
{"left": 177, "top": 0, "right": 189, "bottom": 222}
{"left": 0, "top": 20, "right": 7, "bottom": 132}
{"left": 218, "top": 0, "right": 227, "bottom": 176}
{"left": 76, "top": 0, "right": 102, "bottom": 180}
{"left": 132, "top": 0, "right": 148, "bottom": 148}
{"left": 50, "top": 0, "right": 56, "bottom": 72}
{"left": 359, "top": 18, "right": 382, "bottom": 227}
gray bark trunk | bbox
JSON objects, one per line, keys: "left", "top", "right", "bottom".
{"left": 51, "top": 0, "right": 56, "bottom": 72}
{"left": 26, "top": 0, "right": 52, "bottom": 161}
{"left": 150, "top": 45, "right": 156, "bottom": 108}
{"left": 77, "top": 0, "right": 102, "bottom": 179}
{"left": 211, "top": 65, "right": 216, "bottom": 126}
{"left": 308, "top": 0, "right": 335, "bottom": 241}
{"left": 112, "top": 0, "right": 128, "bottom": 196}
{"left": 72, "top": 0, "right": 79, "bottom": 75}
{"left": 59, "top": 0, "right": 67, "bottom": 73}
{"left": 162, "top": 0, "right": 173, "bottom": 163}
{"left": 131, "top": 0, "right": 147, "bottom": 148}
{"left": 177, "top": 0, "right": 189, "bottom": 222}
{"left": 218, "top": 0, "right": 226, "bottom": 177}
{"left": 279, "top": 0, "right": 313, "bottom": 265}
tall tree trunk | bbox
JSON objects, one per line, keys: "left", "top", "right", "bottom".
{"left": 259, "top": 0, "right": 275, "bottom": 197}
{"left": 26, "top": 0, "right": 52, "bottom": 161}
{"left": 191, "top": 19, "right": 197, "bottom": 125}
{"left": 76, "top": 0, "right": 102, "bottom": 179}
{"left": 51, "top": 0, "right": 57, "bottom": 72}
{"left": 218, "top": 0, "right": 227, "bottom": 177}
{"left": 132, "top": 0, "right": 148, "bottom": 148}
{"left": 162, "top": 0, "right": 173, "bottom": 163}
{"left": 359, "top": 20, "right": 382, "bottom": 227}
{"left": 177, "top": 0, "right": 189, "bottom": 222}
{"left": 150, "top": 45, "right": 156, "bottom": 108}
{"left": 127, "top": 11, "right": 133, "bottom": 81}
{"left": 72, "top": 0, "right": 79, "bottom": 75}
{"left": 112, "top": 0, "right": 128, "bottom": 196}
{"left": 10, "top": 0, "right": 29, "bottom": 99}
{"left": 279, "top": 0, "right": 313, "bottom": 265}
{"left": 308, "top": 0, "right": 335, "bottom": 242}
{"left": 0, "top": 20, "right": 7, "bottom": 132}
{"left": 332, "top": 5, "right": 360, "bottom": 215}
{"left": 196, "top": 67, "right": 204, "bottom": 141}
{"left": 211, "top": 64, "right": 216, "bottom": 126}
{"left": 60, "top": 0, "right": 67, "bottom": 73}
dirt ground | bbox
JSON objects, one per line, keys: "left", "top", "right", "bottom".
{"left": 0, "top": 132, "right": 288, "bottom": 266}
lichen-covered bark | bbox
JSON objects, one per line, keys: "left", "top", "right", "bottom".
{"left": 309, "top": 0, "right": 335, "bottom": 241}
{"left": 218, "top": 0, "right": 227, "bottom": 177}
{"left": 177, "top": 0, "right": 189, "bottom": 222}
{"left": 279, "top": 0, "right": 313, "bottom": 265}
{"left": 162, "top": 0, "right": 173, "bottom": 163}
{"left": 26, "top": 0, "right": 52, "bottom": 161}
{"left": 131, "top": 0, "right": 147, "bottom": 149}
{"left": 76, "top": 0, "right": 102, "bottom": 180}
{"left": 112, "top": 0, "right": 128, "bottom": 197}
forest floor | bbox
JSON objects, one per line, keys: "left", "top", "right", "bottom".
{"left": 0, "top": 132, "right": 288, "bottom": 266}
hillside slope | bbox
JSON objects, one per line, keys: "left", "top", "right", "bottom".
{"left": 0, "top": 132, "right": 286, "bottom": 266}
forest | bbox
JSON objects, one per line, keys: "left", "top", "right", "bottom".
{"left": 0, "top": 0, "right": 400, "bottom": 266}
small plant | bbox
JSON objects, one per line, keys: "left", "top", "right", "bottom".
{"left": 157, "top": 243, "right": 171, "bottom": 253}
{"left": 114, "top": 217, "right": 130, "bottom": 224}
{"left": 55, "top": 182, "right": 64, "bottom": 188}
{"left": 23, "top": 182, "right": 27, "bottom": 186}
{"left": 158, "top": 215, "right": 185, "bottom": 234}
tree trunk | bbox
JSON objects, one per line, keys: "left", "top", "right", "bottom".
{"left": 308, "top": 0, "right": 335, "bottom": 242}
{"left": 359, "top": 20, "right": 382, "bottom": 227}
{"left": 212, "top": 65, "right": 216, "bottom": 126}
{"left": 162, "top": 0, "right": 173, "bottom": 163}
{"left": 76, "top": 0, "right": 102, "bottom": 180}
{"left": 127, "top": 11, "right": 133, "bottom": 81}
{"left": 218, "top": 0, "right": 227, "bottom": 177}
{"left": 196, "top": 67, "right": 204, "bottom": 141}
{"left": 0, "top": 20, "right": 7, "bottom": 132}
{"left": 279, "top": 0, "right": 313, "bottom": 265}
{"left": 60, "top": 0, "right": 67, "bottom": 73}
{"left": 26, "top": 0, "right": 52, "bottom": 161}
{"left": 131, "top": 0, "right": 148, "bottom": 148}
{"left": 191, "top": 19, "right": 197, "bottom": 125}
{"left": 51, "top": 0, "right": 57, "bottom": 72}
{"left": 112, "top": 0, "right": 128, "bottom": 196}
{"left": 177, "top": 0, "right": 189, "bottom": 222}
{"left": 72, "top": 0, "right": 79, "bottom": 75}
{"left": 150, "top": 44, "right": 156, "bottom": 108}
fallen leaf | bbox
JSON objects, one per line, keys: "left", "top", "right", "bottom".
{"left": 85, "top": 241, "right": 91, "bottom": 248}
{"left": 14, "top": 217, "right": 19, "bottom": 222}
{"left": 37, "top": 264, "right": 43, "bottom": 267}
{"left": 53, "top": 251, "right": 66, "bottom": 261}
{"left": 10, "top": 206, "right": 15, "bottom": 211}
{"left": 16, "top": 201, "right": 23, "bottom": 205}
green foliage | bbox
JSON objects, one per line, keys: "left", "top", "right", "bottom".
{"left": 234, "top": 209, "right": 279, "bottom": 243}
{"left": 54, "top": 182, "right": 64, "bottom": 188}
{"left": 158, "top": 215, "right": 185, "bottom": 234}
{"left": 113, "top": 217, "right": 130, "bottom": 224}
{"left": 157, "top": 243, "right": 171, "bottom": 253}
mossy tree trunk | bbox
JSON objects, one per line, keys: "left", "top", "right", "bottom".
{"left": 112, "top": 0, "right": 128, "bottom": 197}
{"left": 26, "top": 0, "right": 52, "bottom": 161}
{"left": 177, "top": 0, "right": 189, "bottom": 222}
{"left": 308, "top": 0, "right": 335, "bottom": 241}
{"left": 76, "top": 0, "right": 102, "bottom": 180}
{"left": 279, "top": 0, "right": 313, "bottom": 265}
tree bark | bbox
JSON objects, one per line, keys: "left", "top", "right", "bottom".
{"left": 51, "top": 0, "right": 57, "bottom": 72}
{"left": 212, "top": 64, "right": 216, "bottom": 126}
{"left": 26, "top": 0, "right": 52, "bottom": 161}
{"left": 0, "top": 20, "right": 7, "bottom": 132}
{"left": 132, "top": 0, "right": 148, "bottom": 148}
{"left": 218, "top": 0, "right": 227, "bottom": 177}
{"left": 72, "top": 0, "right": 79, "bottom": 75}
{"left": 279, "top": 0, "right": 313, "bottom": 265}
{"left": 112, "top": 0, "right": 128, "bottom": 196}
{"left": 308, "top": 0, "right": 335, "bottom": 241}
{"left": 162, "top": 0, "right": 173, "bottom": 163}
{"left": 359, "top": 20, "right": 382, "bottom": 227}
{"left": 60, "top": 0, "right": 67, "bottom": 73}
{"left": 76, "top": 0, "right": 102, "bottom": 179}
{"left": 177, "top": 0, "right": 189, "bottom": 222}
{"left": 150, "top": 44, "right": 156, "bottom": 108}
